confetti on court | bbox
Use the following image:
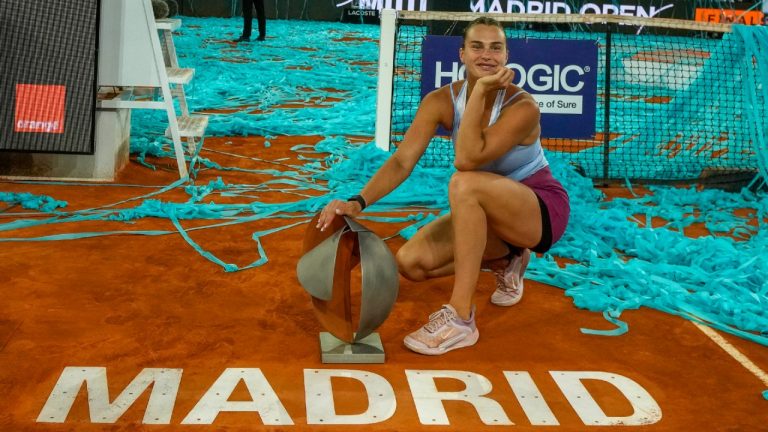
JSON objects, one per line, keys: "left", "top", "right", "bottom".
{"left": 2, "top": 18, "right": 767, "bottom": 347}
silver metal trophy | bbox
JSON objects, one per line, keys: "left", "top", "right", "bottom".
{"left": 297, "top": 214, "right": 399, "bottom": 363}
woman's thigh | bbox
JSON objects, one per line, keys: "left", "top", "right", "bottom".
{"left": 398, "top": 213, "right": 455, "bottom": 273}
{"left": 449, "top": 170, "right": 543, "bottom": 250}
{"left": 398, "top": 209, "right": 518, "bottom": 275}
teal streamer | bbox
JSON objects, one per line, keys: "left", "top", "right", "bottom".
{"left": 0, "top": 230, "right": 173, "bottom": 241}
{"left": 243, "top": 220, "right": 309, "bottom": 271}
{"left": 580, "top": 310, "right": 629, "bottom": 336}
{"left": 0, "top": 192, "right": 67, "bottom": 213}
{"left": 74, "top": 177, "right": 188, "bottom": 214}
{"left": 1, "top": 180, "right": 168, "bottom": 188}
{"left": 168, "top": 208, "right": 238, "bottom": 272}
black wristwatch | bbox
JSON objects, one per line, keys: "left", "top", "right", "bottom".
{"left": 347, "top": 194, "right": 367, "bottom": 210}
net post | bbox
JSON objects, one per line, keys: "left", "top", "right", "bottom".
{"left": 602, "top": 23, "right": 613, "bottom": 184}
{"left": 375, "top": 8, "right": 397, "bottom": 152}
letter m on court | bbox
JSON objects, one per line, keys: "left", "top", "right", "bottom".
{"left": 37, "top": 367, "right": 182, "bottom": 424}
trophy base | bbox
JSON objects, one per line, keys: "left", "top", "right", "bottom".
{"left": 319, "top": 332, "right": 385, "bottom": 364}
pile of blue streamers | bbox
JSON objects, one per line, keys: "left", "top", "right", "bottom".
{"left": 1, "top": 19, "right": 767, "bottom": 350}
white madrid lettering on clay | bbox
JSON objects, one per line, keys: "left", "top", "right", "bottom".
{"left": 37, "top": 367, "right": 662, "bottom": 426}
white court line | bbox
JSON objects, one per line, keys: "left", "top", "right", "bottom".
{"left": 693, "top": 322, "right": 768, "bottom": 387}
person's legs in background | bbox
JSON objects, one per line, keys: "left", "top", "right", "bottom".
{"left": 254, "top": 0, "right": 266, "bottom": 40}
{"left": 235, "top": 0, "right": 253, "bottom": 42}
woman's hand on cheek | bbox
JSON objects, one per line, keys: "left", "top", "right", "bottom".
{"left": 478, "top": 67, "right": 515, "bottom": 92}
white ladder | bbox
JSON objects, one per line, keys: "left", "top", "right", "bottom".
{"left": 99, "top": 0, "right": 208, "bottom": 179}
{"left": 157, "top": 18, "right": 209, "bottom": 160}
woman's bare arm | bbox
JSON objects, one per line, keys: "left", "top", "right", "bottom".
{"left": 454, "top": 69, "right": 540, "bottom": 171}
{"left": 316, "top": 88, "right": 449, "bottom": 230}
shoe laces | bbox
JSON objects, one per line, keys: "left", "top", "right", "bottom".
{"left": 494, "top": 260, "right": 521, "bottom": 295}
{"left": 424, "top": 307, "right": 455, "bottom": 333}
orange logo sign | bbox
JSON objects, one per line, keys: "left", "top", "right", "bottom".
{"left": 695, "top": 8, "right": 764, "bottom": 25}
{"left": 14, "top": 84, "right": 66, "bottom": 134}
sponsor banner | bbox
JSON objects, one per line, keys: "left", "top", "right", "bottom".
{"left": 341, "top": 7, "right": 380, "bottom": 23}
{"left": 334, "top": 0, "right": 427, "bottom": 12}
{"left": 310, "top": 1, "right": 765, "bottom": 24}
{"left": 261, "top": 0, "right": 763, "bottom": 23}
{"left": 433, "top": 0, "right": 687, "bottom": 19}
{"left": 694, "top": 8, "right": 764, "bottom": 25}
{"left": 466, "top": 0, "right": 678, "bottom": 18}
{"left": 260, "top": 0, "right": 421, "bottom": 20}
{"left": 534, "top": 95, "right": 584, "bottom": 114}
{"left": 332, "top": 0, "right": 685, "bottom": 17}
{"left": 421, "top": 36, "right": 598, "bottom": 139}
{"left": 14, "top": 84, "right": 66, "bottom": 134}
{"left": 0, "top": 0, "right": 96, "bottom": 153}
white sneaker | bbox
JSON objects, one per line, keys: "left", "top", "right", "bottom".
{"left": 403, "top": 304, "right": 479, "bottom": 355}
{"left": 490, "top": 249, "right": 530, "bottom": 306}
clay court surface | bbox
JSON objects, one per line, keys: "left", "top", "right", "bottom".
{"left": 2, "top": 136, "right": 767, "bottom": 431}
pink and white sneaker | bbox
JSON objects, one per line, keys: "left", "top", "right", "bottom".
{"left": 403, "top": 304, "right": 479, "bottom": 355}
{"left": 490, "top": 248, "right": 531, "bottom": 306}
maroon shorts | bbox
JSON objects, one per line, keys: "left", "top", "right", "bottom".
{"left": 520, "top": 165, "right": 570, "bottom": 253}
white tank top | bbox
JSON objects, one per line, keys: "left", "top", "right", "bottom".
{"left": 450, "top": 81, "right": 548, "bottom": 181}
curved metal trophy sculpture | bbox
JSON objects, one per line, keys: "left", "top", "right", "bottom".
{"left": 297, "top": 213, "right": 399, "bottom": 363}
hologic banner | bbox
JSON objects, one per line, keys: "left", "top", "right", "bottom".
{"left": 421, "top": 36, "right": 598, "bottom": 139}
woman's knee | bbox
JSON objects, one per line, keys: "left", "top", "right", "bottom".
{"left": 448, "top": 171, "right": 481, "bottom": 201}
{"left": 395, "top": 246, "right": 427, "bottom": 282}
